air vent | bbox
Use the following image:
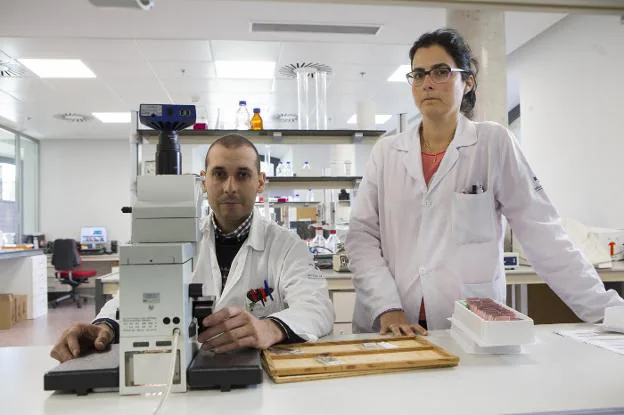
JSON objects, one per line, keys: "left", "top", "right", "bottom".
{"left": 0, "top": 60, "right": 26, "bottom": 78}
{"left": 279, "top": 62, "right": 332, "bottom": 79}
{"left": 54, "top": 113, "right": 93, "bottom": 123}
{"left": 252, "top": 22, "right": 381, "bottom": 36}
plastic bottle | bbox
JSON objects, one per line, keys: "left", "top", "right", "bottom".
{"left": 235, "top": 100, "right": 251, "bottom": 130}
{"left": 310, "top": 227, "right": 326, "bottom": 249}
{"left": 302, "top": 161, "right": 311, "bottom": 173}
{"left": 284, "top": 161, "right": 293, "bottom": 177}
{"left": 250, "top": 108, "right": 263, "bottom": 130}
{"left": 325, "top": 230, "right": 339, "bottom": 253}
{"left": 306, "top": 188, "right": 314, "bottom": 202}
{"left": 276, "top": 161, "right": 285, "bottom": 177}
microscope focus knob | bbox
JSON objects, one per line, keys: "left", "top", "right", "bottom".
{"left": 189, "top": 283, "right": 203, "bottom": 299}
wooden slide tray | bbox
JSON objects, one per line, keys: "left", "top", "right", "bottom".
{"left": 262, "top": 336, "right": 459, "bottom": 383}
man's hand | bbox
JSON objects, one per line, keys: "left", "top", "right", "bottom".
{"left": 197, "top": 307, "right": 285, "bottom": 353}
{"left": 379, "top": 310, "right": 427, "bottom": 336}
{"left": 50, "top": 323, "right": 114, "bottom": 362}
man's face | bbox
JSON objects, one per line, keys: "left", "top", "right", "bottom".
{"left": 201, "top": 144, "right": 265, "bottom": 232}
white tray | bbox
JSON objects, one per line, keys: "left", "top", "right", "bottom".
{"left": 603, "top": 306, "right": 624, "bottom": 333}
{"left": 452, "top": 299, "right": 535, "bottom": 347}
{"left": 449, "top": 318, "right": 524, "bottom": 355}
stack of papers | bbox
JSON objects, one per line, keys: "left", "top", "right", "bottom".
{"left": 555, "top": 328, "right": 624, "bottom": 355}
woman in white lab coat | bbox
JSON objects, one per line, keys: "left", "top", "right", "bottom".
{"left": 346, "top": 28, "right": 624, "bottom": 334}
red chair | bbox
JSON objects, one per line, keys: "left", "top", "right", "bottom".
{"left": 49, "top": 239, "right": 97, "bottom": 309}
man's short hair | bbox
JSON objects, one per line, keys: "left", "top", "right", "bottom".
{"left": 204, "top": 134, "right": 261, "bottom": 173}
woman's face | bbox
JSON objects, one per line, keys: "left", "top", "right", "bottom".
{"left": 410, "top": 44, "right": 472, "bottom": 120}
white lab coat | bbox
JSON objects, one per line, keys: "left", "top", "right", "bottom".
{"left": 346, "top": 114, "right": 624, "bottom": 332}
{"left": 97, "top": 208, "right": 334, "bottom": 341}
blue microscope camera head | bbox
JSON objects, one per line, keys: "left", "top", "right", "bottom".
{"left": 139, "top": 104, "right": 196, "bottom": 175}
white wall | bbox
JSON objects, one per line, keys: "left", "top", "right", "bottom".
{"left": 508, "top": 14, "right": 624, "bottom": 228}
{"left": 40, "top": 139, "right": 132, "bottom": 243}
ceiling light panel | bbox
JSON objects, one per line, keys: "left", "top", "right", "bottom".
{"left": 18, "top": 59, "right": 96, "bottom": 78}
{"left": 210, "top": 40, "right": 280, "bottom": 62}
{"left": 387, "top": 64, "right": 411, "bottom": 83}
{"left": 92, "top": 112, "right": 131, "bottom": 123}
{"left": 347, "top": 114, "right": 392, "bottom": 125}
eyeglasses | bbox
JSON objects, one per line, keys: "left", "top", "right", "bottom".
{"left": 406, "top": 64, "right": 467, "bottom": 86}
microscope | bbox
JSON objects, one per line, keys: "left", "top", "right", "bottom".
{"left": 44, "top": 104, "right": 262, "bottom": 396}
{"left": 118, "top": 103, "right": 205, "bottom": 395}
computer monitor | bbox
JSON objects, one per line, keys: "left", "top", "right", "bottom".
{"left": 80, "top": 227, "right": 107, "bottom": 246}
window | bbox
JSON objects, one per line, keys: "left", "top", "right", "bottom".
{"left": 0, "top": 126, "right": 39, "bottom": 243}
{"left": 20, "top": 136, "right": 39, "bottom": 235}
{"left": 0, "top": 128, "right": 18, "bottom": 237}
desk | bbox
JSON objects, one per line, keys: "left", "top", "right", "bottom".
{"left": 506, "top": 263, "right": 624, "bottom": 316}
{"left": 324, "top": 265, "right": 624, "bottom": 317}
{"left": 47, "top": 254, "right": 119, "bottom": 296}
{"left": 324, "top": 263, "right": 624, "bottom": 290}
{"left": 47, "top": 253, "right": 119, "bottom": 271}
{"left": 1, "top": 323, "right": 623, "bottom": 415}
{"left": 0, "top": 250, "right": 47, "bottom": 319}
{"left": 93, "top": 270, "right": 355, "bottom": 317}
{"left": 94, "top": 272, "right": 119, "bottom": 314}
{"left": 0, "top": 249, "right": 44, "bottom": 260}
{"left": 506, "top": 262, "right": 624, "bottom": 284}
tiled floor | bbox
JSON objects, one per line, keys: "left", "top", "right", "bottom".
{"left": 0, "top": 301, "right": 94, "bottom": 347}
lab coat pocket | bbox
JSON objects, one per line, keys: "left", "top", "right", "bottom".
{"left": 452, "top": 191, "right": 495, "bottom": 244}
{"left": 460, "top": 281, "right": 496, "bottom": 299}
{"left": 248, "top": 301, "right": 278, "bottom": 319}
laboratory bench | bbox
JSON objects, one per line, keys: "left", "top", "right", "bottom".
{"left": 93, "top": 264, "right": 624, "bottom": 334}
{"left": 325, "top": 264, "right": 624, "bottom": 331}
{"left": 1, "top": 323, "right": 623, "bottom": 415}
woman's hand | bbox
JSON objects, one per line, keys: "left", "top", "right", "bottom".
{"left": 379, "top": 310, "right": 427, "bottom": 336}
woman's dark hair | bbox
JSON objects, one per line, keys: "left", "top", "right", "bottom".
{"left": 409, "top": 28, "right": 478, "bottom": 119}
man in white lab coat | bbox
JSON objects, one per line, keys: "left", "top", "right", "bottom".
{"left": 51, "top": 134, "right": 334, "bottom": 362}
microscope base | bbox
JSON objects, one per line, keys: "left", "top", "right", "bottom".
{"left": 44, "top": 345, "right": 263, "bottom": 395}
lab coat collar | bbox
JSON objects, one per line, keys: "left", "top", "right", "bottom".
{"left": 391, "top": 113, "right": 477, "bottom": 152}
{"left": 203, "top": 207, "right": 265, "bottom": 251}
{"left": 452, "top": 113, "right": 478, "bottom": 149}
{"left": 393, "top": 113, "right": 477, "bottom": 192}
{"left": 247, "top": 207, "right": 266, "bottom": 251}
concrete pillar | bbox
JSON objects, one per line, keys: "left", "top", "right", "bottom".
{"left": 446, "top": 9, "right": 508, "bottom": 127}
{"left": 447, "top": 10, "right": 513, "bottom": 251}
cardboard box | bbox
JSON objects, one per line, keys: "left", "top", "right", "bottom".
{"left": 0, "top": 294, "right": 17, "bottom": 330}
{"left": 14, "top": 295, "right": 28, "bottom": 322}
{"left": 296, "top": 207, "right": 318, "bottom": 222}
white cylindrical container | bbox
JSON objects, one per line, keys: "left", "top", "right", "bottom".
{"left": 315, "top": 71, "right": 328, "bottom": 130}
{"left": 296, "top": 69, "right": 312, "bottom": 130}
{"left": 356, "top": 100, "right": 375, "bottom": 130}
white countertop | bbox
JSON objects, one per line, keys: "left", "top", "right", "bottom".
{"left": 46, "top": 254, "right": 120, "bottom": 264}
{"left": 0, "top": 249, "right": 44, "bottom": 260}
{"left": 2, "top": 323, "right": 623, "bottom": 415}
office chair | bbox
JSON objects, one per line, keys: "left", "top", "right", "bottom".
{"left": 49, "top": 239, "right": 97, "bottom": 309}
